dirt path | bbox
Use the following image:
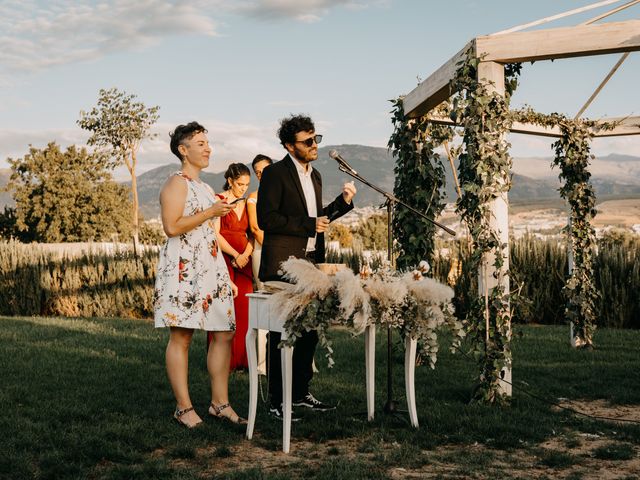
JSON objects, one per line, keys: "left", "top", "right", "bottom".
{"left": 157, "top": 400, "right": 640, "bottom": 479}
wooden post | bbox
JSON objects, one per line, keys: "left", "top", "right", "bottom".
{"left": 477, "top": 61, "right": 512, "bottom": 396}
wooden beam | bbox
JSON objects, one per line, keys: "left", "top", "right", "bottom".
{"left": 402, "top": 42, "right": 473, "bottom": 118}
{"left": 403, "top": 19, "right": 640, "bottom": 125}
{"left": 426, "top": 115, "right": 640, "bottom": 137}
{"left": 592, "top": 116, "right": 640, "bottom": 136}
{"left": 575, "top": 53, "right": 630, "bottom": 119}
{"left": 477, "top": 19, "right": 640, "bottom": 63}
{"left": 580, "top": 0, "right": 640, "bottom": 25}
{"left": 492, "top": 0, "right": 623, "bottom": 35}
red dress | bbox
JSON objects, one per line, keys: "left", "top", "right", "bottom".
{"left": 207, "top": 195, "right": 253, "bottom": 370}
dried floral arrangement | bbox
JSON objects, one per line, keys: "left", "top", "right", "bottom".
{"left": 268, "top": 258, "right": 465, "bottom": 368}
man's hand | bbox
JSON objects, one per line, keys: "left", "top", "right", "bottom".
{"left": 315, "top": 216, "right": 330, "bottom": 233}
{"left": 342, "top": 181, "right": 356, "bottom": 204}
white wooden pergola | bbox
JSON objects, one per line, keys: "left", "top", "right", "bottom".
{"left": 401, "top": 2, "right": 640, "bottom": 396}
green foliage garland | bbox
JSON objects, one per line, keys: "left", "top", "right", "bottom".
{"left": 511, "top": 109, "right": 613, "bottom": 347}
{"left": 450, "top": 51, "right": 521, "bottom": 404}
{"left": 553, "top": 120, "right": 598, "bottom": 347}
{"left": 388, "top": 100, "right": 453, "bottom": 270}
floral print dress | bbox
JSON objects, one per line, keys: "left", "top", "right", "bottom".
{"left": 154, "top": 172, "right": 235, "bottom": 331}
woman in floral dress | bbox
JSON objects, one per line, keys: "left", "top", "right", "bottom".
{"left": 154, "top": 122, "right": 246, "bottom": 428}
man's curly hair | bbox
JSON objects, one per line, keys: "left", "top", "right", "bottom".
{"left": 277, "top": 114, "right": 315, "bottom": 147}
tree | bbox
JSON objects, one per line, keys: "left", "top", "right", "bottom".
{"left": 0, "top": 206, "right": 27, "bottom": 241}
{"left": 326, "top": 222, "right": 353, "bottom": 248}
{"left": 139, "top": 220, "right": 166, "bottom": 245}
{"left": 353, "top": 214, "right": 388, "bottom": 251}
{"left": 6, "top": 143, "right": 132, "bottom": 242}
{"left": 78, "top": 88, "right": 160, "bottom": 254}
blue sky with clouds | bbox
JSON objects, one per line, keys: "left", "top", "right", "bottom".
{"left": 1, "top": 0, "right": 638, "bottom": 177}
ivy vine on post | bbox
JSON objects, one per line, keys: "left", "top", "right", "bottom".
{"left": 388, "top": 99, "right": 453, "bottom": 270}
{"left": 512, "top": 108, "right": 612, "bottom": 349}
{"left": 450, "top": 50, "right": 521, "bottom": 404}
{"left": 554, "top": 121, "right": 599, "bottom": 348}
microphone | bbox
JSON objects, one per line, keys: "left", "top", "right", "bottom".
{"left": 329, "top": 149, "right": 358, "bottom": 175}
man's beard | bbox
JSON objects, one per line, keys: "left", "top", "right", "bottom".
{"left": 292, "top": 145, "right": 317, "bottom": 163}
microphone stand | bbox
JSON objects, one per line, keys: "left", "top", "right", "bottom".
{"left": 334, "top": 161, "right": 455, "bottom": 419}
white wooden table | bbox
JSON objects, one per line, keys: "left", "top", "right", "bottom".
{"left": 245, "top": 293, "right": 418, "bottom": 453}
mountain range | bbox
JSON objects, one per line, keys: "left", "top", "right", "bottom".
{"left": 132, "top": 146, "right": 640, "bottom": 218}
{"left": 2, "top": 147, "right": 640, "bottom": 218}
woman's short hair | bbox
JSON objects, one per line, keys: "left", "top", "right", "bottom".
{"left": 169, "top": 122, "right": 207, "bottom": 161}
{"left": 251, "top": 154, "right": 273, "bottom": 171}
{"left": 223, "top": 163, "right": 251, "bottom": 191}
{"left": 277, "top": 115, "right": 315, "bottom": 147}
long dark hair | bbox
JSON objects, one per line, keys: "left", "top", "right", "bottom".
{"left": 223, "top": 163, "right": 251, "bottom": 191}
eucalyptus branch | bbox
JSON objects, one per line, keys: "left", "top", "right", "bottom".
{"left": 510, "top": 108, "right": 600, "bottom": 347}
{"left": 388, "top": 99, "right": 452, "bottom": 270}
{"left": 449, "top": 50, "right": 520, "bottom": 404}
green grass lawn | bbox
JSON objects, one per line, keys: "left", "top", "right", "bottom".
{"left": 1, "top": 316, "right": 639, "bottom": 479}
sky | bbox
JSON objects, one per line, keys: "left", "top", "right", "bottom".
{"left": 0, "top": 0, "right": 638, "bottom": 179}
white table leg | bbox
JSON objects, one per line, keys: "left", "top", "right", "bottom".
{"left": 245, "top": 327, "right": 258, "bottom": 439}
{"left": 257, "top": 329, "right": 267, "bottom": 376}
{"left": 364, "top": 324, "right": 375, "bottom": 421}
{"left": 404, "top": 336, "right": 419, "bottom": 428}
{"left": 281, "top": 345, "right": 293, "bottom": 453}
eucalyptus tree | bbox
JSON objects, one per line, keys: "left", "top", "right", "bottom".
{"left": 78, "top": 88, "right": 160, "bottom": 253}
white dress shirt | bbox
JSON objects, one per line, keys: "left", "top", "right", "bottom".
{"left": 290, "top": 154, "right": 318, "bottom": 253}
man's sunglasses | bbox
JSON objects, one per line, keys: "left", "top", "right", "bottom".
{"left": 295, "top": 134, "right": 323, "bottom": 147}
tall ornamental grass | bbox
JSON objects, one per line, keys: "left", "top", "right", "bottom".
{"left": 0, "top": 240, "right": 156, "bottom": 318}
{"left": 432, "top": 235, "right": 640, "bottom": 329}
{"left": 1, "top": 236, "right": 638, "bottom": 327}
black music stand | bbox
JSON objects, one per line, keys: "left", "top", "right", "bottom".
{"left": 331, "top": 154, "right": 455, "bottom": 419}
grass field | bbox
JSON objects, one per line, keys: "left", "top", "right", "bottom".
{"left": 1, "top": 316, "right": 639, "bottom": 479}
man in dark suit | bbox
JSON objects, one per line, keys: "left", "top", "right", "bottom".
{"left": 257, "top": 114, "right": 356, "bottom": 419}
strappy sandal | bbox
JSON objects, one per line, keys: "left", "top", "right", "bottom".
{"left": 209, "top": 402, "right": 248, "bottom": 425}
{"left": 173, "top": 406, "right": 202, "bottom": 428}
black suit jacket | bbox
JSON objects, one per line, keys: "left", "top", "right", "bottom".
{"left": 257, "top": 154, "right": 354, "bottom": 281}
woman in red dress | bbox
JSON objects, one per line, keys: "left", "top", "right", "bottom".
{"left": 207, "top": 163, "right": 253, "bottom": 370}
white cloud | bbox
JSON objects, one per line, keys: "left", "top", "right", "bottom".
{"left": 0, "top": 0, "right": 385, "bottom": 81}
{"left": 0, "top": 97, "right": 31, "bottom": 113}
{"left": 508, "top": 133, "right": 556, "bottom": 158}
{"left": 0, "top": 119, "right": 284, "bottom": 179}
{"left": 0, "top": 127, "right": 90, "bottom": 163}
{"left": 267, "top": 100, "right": 309, "bottom": 107}
{"left": 508, "top": 132, "right": 640, "bottom": 160}
{"left": 592, "top": 135, "right": 640, "bottom": 158}
{"left": 191, "top": 118, "right": 284, "bottom": 172}
{"left": 0, "top": 0, "right": 219, "bottom": 76}
{"left": 230, "top": 0, "right": 378, "bottom": 23}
